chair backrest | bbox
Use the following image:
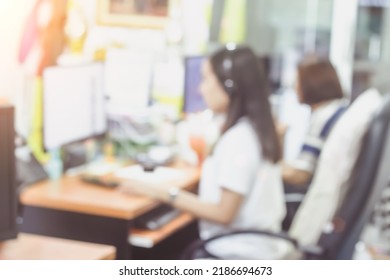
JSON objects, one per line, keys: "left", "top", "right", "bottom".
{"left": 317, "top": 95, "right": 390, "bottom": 259}
{"left": 180, "top": 90, "right": 387, "bottom": 261}
{"left": 288, "top": 88, "right": 383, "bottom": 248}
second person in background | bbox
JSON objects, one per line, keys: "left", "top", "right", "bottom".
{"left": 282, "top": 55, "right": 349, "bottom": 188}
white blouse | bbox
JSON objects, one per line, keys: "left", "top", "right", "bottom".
{"left": 199, "top": 117, "right": 286, "bottom": 259}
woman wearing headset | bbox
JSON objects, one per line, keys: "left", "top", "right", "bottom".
{"left": 119, "top": 45, "right": 286, "bottom": 259}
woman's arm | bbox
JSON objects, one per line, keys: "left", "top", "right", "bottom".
{"left": 282, "top": 162, "right": 312, "bottom": 187}
{"left": 118, "top": 182, "right": 243, "bottom": 225}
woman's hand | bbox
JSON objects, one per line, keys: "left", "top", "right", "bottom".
{"left": 275, "top": 120, "right": 288, "bottom": 157}
{"left": 117, "top": 183, "right": 140, "bottom": 196}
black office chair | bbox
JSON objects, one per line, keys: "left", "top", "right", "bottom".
{"left": 182, "top": 96, "right": 390, "bottom": 260}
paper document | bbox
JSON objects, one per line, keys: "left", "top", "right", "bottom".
{"left": 114, "top": 165, "right": 186, "bottom": 184}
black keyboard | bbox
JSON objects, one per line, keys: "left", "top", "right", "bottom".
{"left": 16, "top": 148, "right": 48, "bottom": 188}
{"left": 134, "top": 205, "right": 181, "bottom": 230}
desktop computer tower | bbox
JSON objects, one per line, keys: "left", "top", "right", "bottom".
{"left": 0, "top": 105, "right": 17, "bottom": 241}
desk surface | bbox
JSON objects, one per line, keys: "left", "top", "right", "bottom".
{"left": 0, "top": 233, "right": 116, "bottom": 260}
{"left": 130, "top": 213, "right": 195, "bottom": 248}
{"left": 20, "top": 164, "right": 200, "bottom": 220}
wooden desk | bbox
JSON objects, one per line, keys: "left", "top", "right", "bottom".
{"left": 130, "top": 213, "right": 195, "bottom": 248}
{"left": 20, "top": 164, "right": 200, "bottom": 259}
{"left": 0, "top": 233, "right": 115, "bottom": 260}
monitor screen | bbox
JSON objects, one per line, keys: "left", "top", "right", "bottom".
{"left": 183, "top": 56, "right": 207, "bottom": 114}
{"left": 104, "top": 49, "right": 153, "bottom": 113}
{"left": 43, "top": 63, "right": 107, "bottom": 150}
{"left": 0, "top": 105, "right": 17, "bottom": 242}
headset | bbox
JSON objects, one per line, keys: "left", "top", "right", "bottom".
{"left": 221, "top": 43, "right": 238, "bottom": 97}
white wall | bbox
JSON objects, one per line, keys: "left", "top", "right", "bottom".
{"left": 330, "top": 0, "right": 359, "bottom": 94}
{"left": 247, "top": 0, "right": 334, "bottom": 55}
{"left": 269, "top": 0, "right": 333, "bottom": 53}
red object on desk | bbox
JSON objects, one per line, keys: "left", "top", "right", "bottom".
{"left": 189, "top": 134, "right": 207, "bottom": 166}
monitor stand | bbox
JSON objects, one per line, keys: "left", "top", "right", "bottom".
{"left": 62, "top": 142, "right": 88, "bottom": 171}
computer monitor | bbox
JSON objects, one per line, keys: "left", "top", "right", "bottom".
{"left": 183, "top": 56, "right": 207, "bottom": 114}
{"left": 0, "top": 105, "right": 17, "bottom": 242}
{"left": 43, "top": 63, "right": 107, "bottom": 150}
{"left": 104, "top": 49, "right": 153, "bottom": 113}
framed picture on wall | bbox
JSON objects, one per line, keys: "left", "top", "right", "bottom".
{"left": 97, "top": 0, "right": 170, "bottom": 29}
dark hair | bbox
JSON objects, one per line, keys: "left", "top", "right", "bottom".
{"left": 209, "top": 45, "right": 281, "bottom": 163}
{"left": 297, "top": 55, "right": 344, "bottom": 105}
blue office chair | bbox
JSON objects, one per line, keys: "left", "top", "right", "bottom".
{"left": 182, "top": 95, "right": 390, "bottom": 260}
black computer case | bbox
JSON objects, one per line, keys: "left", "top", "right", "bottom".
{"left": 0, "top": 104, "right": 17, "bottom": 241}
